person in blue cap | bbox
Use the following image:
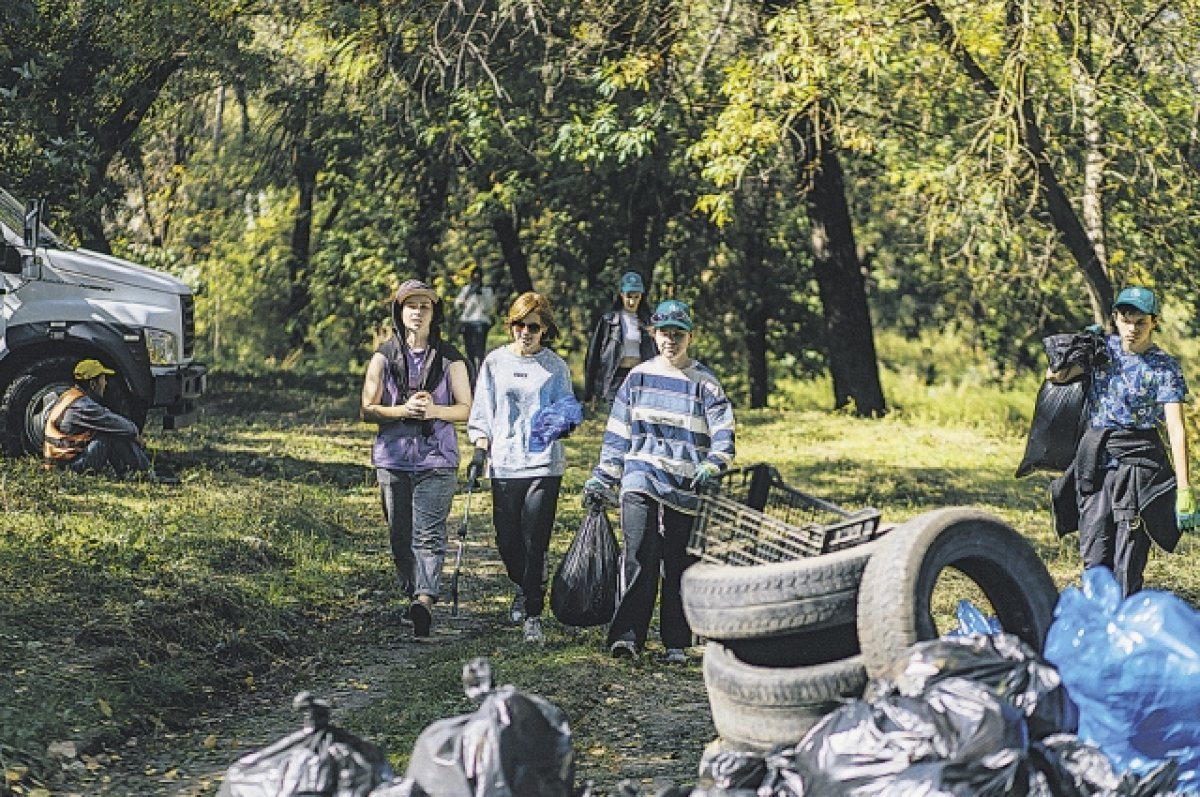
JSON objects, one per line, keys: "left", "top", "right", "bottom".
{"left": 1047, "top": 286, "right": 1194, "bottom": 595}
{"left": 584, "top": 299, "right": 736, "bottom": 663}
{"left": 583, "top": 271, "right": 657, "bottom": 407}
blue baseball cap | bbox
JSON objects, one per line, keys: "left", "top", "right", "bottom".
{"left": 1113, "top": 286, "right": 1159, "bottom": 316}
{"left": 619, "top": 271, "right": 645, "bottom": 294}
{"left": 650, "top": 299, "right": 693, "bottom": 331}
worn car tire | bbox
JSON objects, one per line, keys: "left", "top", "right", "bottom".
{"left": 702, "top": 641, "right": 867, "bottom": 751}
{"left": 2, "top": 356, "right": 76, "bottom": 456}
{"left": 856, "top": 507, "right": 1059, "bottom": 680}
{"left": 682, "top": 540, "right": 880, "bottom": 641}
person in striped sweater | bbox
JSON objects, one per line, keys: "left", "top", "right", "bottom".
{"left": 584, "top": 299, "right": 736, "bottom": 663}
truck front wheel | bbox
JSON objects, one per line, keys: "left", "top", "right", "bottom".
{"left": 1, "top": 357, "right": 146, "bottom": 457}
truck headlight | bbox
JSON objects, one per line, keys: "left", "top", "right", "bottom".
{"left": 145, "top": 328, "right": 179, "bottom": 365}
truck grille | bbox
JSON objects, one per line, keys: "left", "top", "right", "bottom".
{"left": 181, "top": 294, "right": 196, "bottom": 360}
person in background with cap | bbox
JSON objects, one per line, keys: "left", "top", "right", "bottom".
{"left": 362, "top": 279, "right": 472, "bottom": 638}
{"left": 1047, "top": 286, "right": 1194, "bottom": 596}
{"left": 43, "top": 358, "right": 153, "bottom": 477}
{"left": 454, "top": 267, "right": 497, "bottom": 384}
{"left": 466, "top": 292, "right": 577, "bottom": 646}
{"left": 583, "top": 271, "right": 657, "bottom": 408}
{"left": 584, "top": 299, "right": 736, "bottom": 663}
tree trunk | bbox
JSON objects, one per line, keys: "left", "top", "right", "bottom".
{"left": 493, "top": 212, "right": 534, "bottom": 294}
{"left": 285, "top": 138, "right": 318, "bottom": 350}
{"left": 798, "top": 115, "right": 887, "bottom": 417}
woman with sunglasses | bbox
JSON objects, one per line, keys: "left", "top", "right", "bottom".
{"left": 467, "top": 292, "right": 578, "bottom": 644}
{"left": 584, "top": 299, "right": 736, "bottom": 663}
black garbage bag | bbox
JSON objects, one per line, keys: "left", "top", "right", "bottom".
{"left": 867, "top": 633, "right": 1078, "bottom": 741}
{"left": 793, "top": 677, "right": 1029, "bottom": 796}
{"left": 216, "top": 692, "right": 392, "bottom": 797}
{"left": 1016, "top": 330, "right": 1108, "bottom": 478}
{"left": 1026, "top": 734, "right": 1180, "bottom": 797}
{"left": 404, "top": 657, "right": 576, "bottom": 797}
{"left": 550, "top": 497, "right": 618, "bottom": 627}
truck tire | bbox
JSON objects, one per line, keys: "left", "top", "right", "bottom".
{"left": 855, "top": 507, "right": 1059, "bottom": 680}
{"left": 681, "top": 541, "right": 879, "bottom": 640}
{"left": 2, "top": 357, "right": 76, "bottom": 456}
{"left": 702, "top": 640, "right": 867, "bottom": 750}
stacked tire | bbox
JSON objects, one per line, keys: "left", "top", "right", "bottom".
{"left": 682, "top": 507, "right": 1059, "bottom": 751}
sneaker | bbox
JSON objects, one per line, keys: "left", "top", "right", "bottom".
{"left": 509, "top": 591, "right": 526, "bottom": 624}
{"left": 409, "top": 601, "right": 432, "bottom": 638}
{"left": 661, "top": 648, "right": 687, "bottom": 665}
{"left": 610, "top": 639, "right": 638, "bottom": 660}
{"left": 523, "top": 616, "right": 545, "bottom": 644}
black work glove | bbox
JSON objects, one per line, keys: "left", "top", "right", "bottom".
{"left": 466, "top": 448, "right": 487, "bottom": 489}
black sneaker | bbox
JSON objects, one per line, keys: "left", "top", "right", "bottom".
{"left": 610, "top": 639, "right": 638, "bottom": 660}
{"left": 410, "top": 602, "right": 432, "bottom": 637}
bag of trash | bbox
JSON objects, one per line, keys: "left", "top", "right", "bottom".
{"left": 1015, "top": 330, "right": 1109, "bottom": 478}
{"left": 793, "top": 677, "right": 1029, "bottom": 796}
{"left": 1026, "top": 734, "right": 1179, "bottom": 797}
{"left": 550, "top": 496, "right": 618, "bottom": 627}
{"left": 1044, "top": 566, "right": 1200, "bottom": 792}
{"left": 216, "top": 692, "right": 392, "bottom": 797}
{"left": 404, "top": 658, "right": 576, "bottom": 797}
{"left": 867, "top": 632, "right": 1078, "bottom": 741}
{"left": 529, "top": 396, "right": 583, "bottom": 453}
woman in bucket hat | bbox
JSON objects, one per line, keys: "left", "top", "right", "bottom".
{"left": 583, "top": 271, "right": 657, "bottom": 407}
{"left": 1047, "top": 286, "right": 1194, "bottom": 596}
{"left": 361, "top": 279, "right": 473, "bottom": 637}
{"left": 584, "top": 299, "right": 736, "bottom": 663}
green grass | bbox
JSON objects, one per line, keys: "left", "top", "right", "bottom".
{"left": 2, "top": 333, "right": 1199, "bottom": 792}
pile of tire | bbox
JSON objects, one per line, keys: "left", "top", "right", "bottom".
{"left": 681, "top": 507, "right": 1060, "bottom": 751}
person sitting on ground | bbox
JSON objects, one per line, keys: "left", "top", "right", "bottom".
{"left": 584, "top": 299, "right": 736, "bottom": 664}
{"left": 43, "top": 358, "right": 153, "bottom": 477}
{"left": 1047, "top": 286, "right": 1195, "bottom": 596}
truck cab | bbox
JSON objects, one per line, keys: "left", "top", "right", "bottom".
{"left": 0, "top": 186, "right": 206, "bottom": 456}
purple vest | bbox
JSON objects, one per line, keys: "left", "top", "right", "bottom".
{"left": 372, "top": 347, "right": 460, "bottom": 471}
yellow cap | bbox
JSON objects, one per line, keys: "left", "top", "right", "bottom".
{"left": 74, "top": 359, "right": 116, "bottom": 380}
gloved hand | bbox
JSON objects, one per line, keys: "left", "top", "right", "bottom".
{"left": 466, "top": 448, "right": 487, "bottom": 489}
{"left": 691, "top": 461, "right": 720, "bottom": 489}
{"left": 1178, "top": 487, "right": 1199, "bottom": 531}
{"left": 583, "top": 476, "right": 617, "bottom": 507}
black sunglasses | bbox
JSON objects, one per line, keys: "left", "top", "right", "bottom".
{"left": 511, "top": 320, "right": 543, "bottom": 334}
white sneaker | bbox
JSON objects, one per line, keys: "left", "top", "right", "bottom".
{"left": 523, "top": 616, "right": 544, "bottom": 644}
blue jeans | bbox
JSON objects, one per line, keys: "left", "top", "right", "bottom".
{"left": 378, "top": 468, "right": 457, "bottom": 601}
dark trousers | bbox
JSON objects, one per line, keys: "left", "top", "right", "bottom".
{"left": 69, "top": 437, "right": 151, "bottom": 476}
{"left": 491, "top": 476, "right": 561, "bottom": 618}
{"left": 461, "top": 322, "right": 489, "bottom": 376}
{"left": 607, "top": 491, "right": 698, "bottom": 650}
{"left": 1078, "top": 468, "right": 1153, "bottom": 596}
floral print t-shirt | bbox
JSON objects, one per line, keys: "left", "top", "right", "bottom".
{"left": 1087, "top": 335, "right": 1188, "bottom": 430}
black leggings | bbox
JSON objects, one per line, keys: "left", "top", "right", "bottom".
{"left": 491, "top": 476, "right": 562, "bottom": 618}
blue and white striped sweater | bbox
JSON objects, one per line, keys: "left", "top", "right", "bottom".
{"left": 593, "top": 357, "right": 735, "bottom": 512}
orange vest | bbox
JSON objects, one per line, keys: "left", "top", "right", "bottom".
{"left": 43, "top": 387, "right": 94, "bottom": 464}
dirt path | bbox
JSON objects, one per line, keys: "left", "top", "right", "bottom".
{"left": 50, "top": 594, "right": 715, "bottom": 797}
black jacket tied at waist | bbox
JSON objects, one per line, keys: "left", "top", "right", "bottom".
{"left": 1051, "top": 427, "right": 1179, "bottom": 552}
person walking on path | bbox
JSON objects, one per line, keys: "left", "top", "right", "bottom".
{"left": 43, "top": 358, "right": 154, "bottom": 478}
{"left": 583, "top": 271, "right": 656, "bottom": 407}
{"left": 1047, "top": 286, "right": 1195, "bottom": 596}
{"left": 454, "top": 268, "right": 497, "bottom": 383}
{"left": 466, "top": 292, "right": 579, "bottom": 645}
{"left": 361, "top": 279, "right": 472, "bottom": 637}
{"left": 584, "top": 299, "right": 736, "bottom": 663}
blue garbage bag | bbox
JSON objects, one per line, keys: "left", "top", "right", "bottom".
{"left": 1044, "top": 566, "right": 1200, "bottom": 791}
{"left": 529, "top": 396, "right": 583, "bottom": 453}
{"left": 946, "top": 599, "right": 1004, "bottom": 637}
